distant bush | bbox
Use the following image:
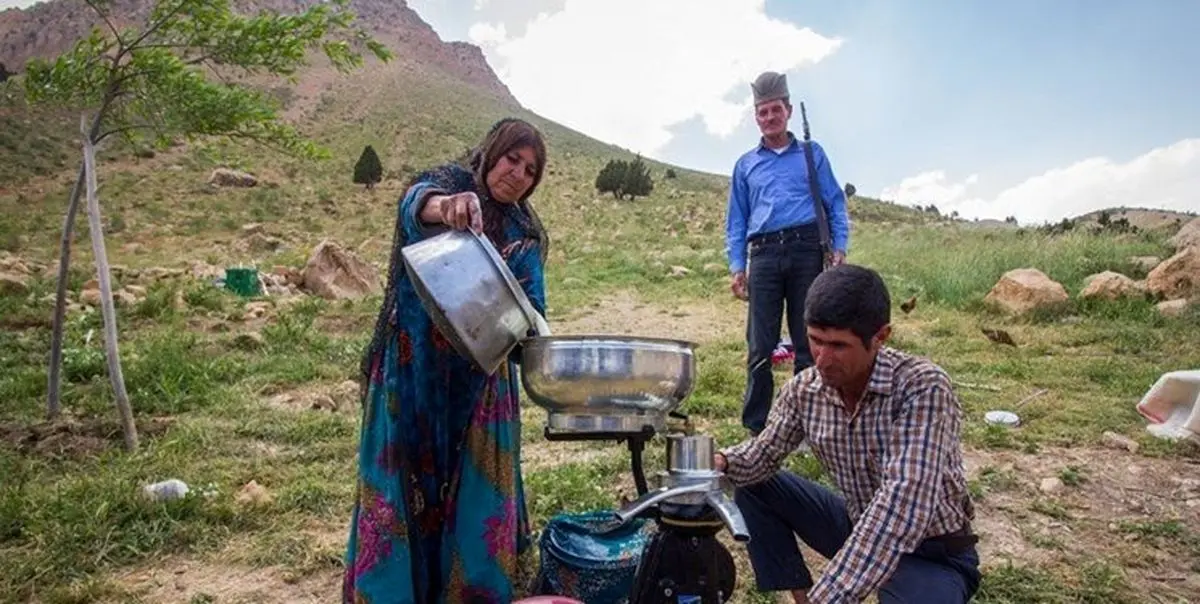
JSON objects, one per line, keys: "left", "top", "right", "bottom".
{"left": 1037, "top": 212, "right": 1139, "bottom": 237}
{"left": 595, "top": 155, "right": 654, "bottom": 200}
{"left": 353, "top": 145, "right": 383, "bottom": 190}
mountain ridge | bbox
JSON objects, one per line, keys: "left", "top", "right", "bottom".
{"left": 0, "top": 0, "right": 516, "bottom": 103}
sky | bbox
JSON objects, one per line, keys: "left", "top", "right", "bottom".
{"left": 4, "top": 0, "right": 1198, "bottom": 224}
{"left": 411, "top": 0, "right": 1200, "bottom": 225}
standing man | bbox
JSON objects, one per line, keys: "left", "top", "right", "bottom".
{"left": 725, "top": 70, "right": 851, "bottom": 435}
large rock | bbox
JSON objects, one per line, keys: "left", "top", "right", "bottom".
{"left": 1129, "top": 255, "right": 1161, "bottom": 273}
{"left": 1157, "top": 299, "right": 1190, "bottom": 318}
{"left": 984, "top": 268, "right": 1069, "bottom": 314}
{"left": 301, "top": 239, "right": 381, "bottom": 300}
{"left": 1170, "top": 217, "right": 1200, "bottom": 252}
{"left": 209, "top": 168, "right": 257, "bottom": 188}
{"left": 1080, "top": 271, "right": 1143, "bottom": 300}
{"left": 1145, "top": 247, "right": 1200, "bottom": 300}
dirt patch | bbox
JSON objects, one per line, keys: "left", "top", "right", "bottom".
{"left": 964, "top": 445, "right": 1200, "bottom": 598}
{"left": 112, "top": 556, "right": 341, "bottom": 604}
{"left": 0, "top": 414, "right": 175, "bottom": 459}
{"left": 111, "top": 519, "right": 349, "bottom": 604}
{"left": 262, "top": 380, "right": 361, "bottom": 414}
{"left": 553, "top": 290, "right": 744, "bottom": 344}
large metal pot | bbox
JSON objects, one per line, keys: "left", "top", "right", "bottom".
{"left": 519, "top": 335, "right": 697, "bottom": 431}
{"left": 401, "top": 229, "right": 550, "bottom": 374}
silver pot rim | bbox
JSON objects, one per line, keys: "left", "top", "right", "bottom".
{"left": 520, "top": 334, "right": 698, "bottom": 348}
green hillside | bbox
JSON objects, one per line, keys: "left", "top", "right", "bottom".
{"left": 1, "top": 19, "right": 1198, "bottom": 604}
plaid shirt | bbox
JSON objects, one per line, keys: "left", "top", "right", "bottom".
{"left": 720, "top": 346, "right": 975, "bottom": 603}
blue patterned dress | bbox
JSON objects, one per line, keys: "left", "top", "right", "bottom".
{"left": 343, "top": 162, "right": 547, "bottom": 604}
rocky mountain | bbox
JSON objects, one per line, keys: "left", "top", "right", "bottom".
{"left": 0, "top": 0, "right": 515, "bottom": 103}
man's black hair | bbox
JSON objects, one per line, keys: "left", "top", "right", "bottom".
{"left": 804, "top": 264, "right": 891, "bottom": 347}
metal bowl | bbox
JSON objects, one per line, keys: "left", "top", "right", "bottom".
{"left": 401, "top": 229, "right": 548, "bottom": 374}
{"left": 519, "top": 335, "right": 697, "bottom": 419}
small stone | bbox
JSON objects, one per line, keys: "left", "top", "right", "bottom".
{"left": 1040, "top": 477, "right": 1064, "bottom": 494}
{"left": 235, "top": 480, "right": 272, "bottom": 505}
{"left": 310, "top": 394, "right": 338, "bottom": 412}
{"left": 81, "top": 288, "right": 102, "bottom": 306}
{"left": 1101, "top": 431, "right": 1140, "bottom": 453}
{"left": 232, "top": 332, "right": 265, "bottom": 350}
{"left": 1157, "top": 299, "right": 1189, "bottom": 318}
{"left": 0, "top": 272, "right": 28, "bottom": 295}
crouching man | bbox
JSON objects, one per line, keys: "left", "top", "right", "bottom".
{"left": 714, "top": 264, "right": 981, "bottom": 603}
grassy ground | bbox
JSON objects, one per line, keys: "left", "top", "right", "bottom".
{"left": 2, "top": 48, "right": 1199, "bottom": 604}
{"left": 2, "top": 216, "right": 1198, "bottom": 603}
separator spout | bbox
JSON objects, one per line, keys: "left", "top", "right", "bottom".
{"left": 705, "top": 490, "right": 750, "bottom": 542}
{"left": 613, "top": 482, "right": 710, "bottom": 524}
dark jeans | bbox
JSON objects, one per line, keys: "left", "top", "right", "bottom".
{"left": 734, "top": 471, "right": 982, "bottom": 602}
{"left": 742, "top": 223, "right": 824, "bottom": 434}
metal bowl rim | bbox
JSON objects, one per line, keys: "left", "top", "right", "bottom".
{"left": 521, "top": 334, "right": 699, "bottom": 349}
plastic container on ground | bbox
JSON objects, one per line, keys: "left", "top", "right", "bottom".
{"left": 1135, "top": 370, "right": 1200, "bottom": 440}
{"left": 142, "top": 479, "right": 190, "bottom": 501}
{"left": 224, "top": 267, "right": 262, "bottom": 297}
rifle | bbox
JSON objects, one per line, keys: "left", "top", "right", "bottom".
{"left": 798, "top": 102, "right": 833, "bottom": 270}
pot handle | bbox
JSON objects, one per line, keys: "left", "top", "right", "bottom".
{"left": 531, "top": 311, "right": 552, "bottom": 337}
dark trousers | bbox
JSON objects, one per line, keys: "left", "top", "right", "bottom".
{"left": 742, "top": 223, "right": 824, "bottom": 434}
{"left": 734, "top": 472, "right": 982, "bottom": 602}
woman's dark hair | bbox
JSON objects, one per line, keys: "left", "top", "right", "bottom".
{"left": 467, "top": 118, "right": 548, "bottom": 249}
{"left": 804, "top": 264, "right": 891, "bottom": 347}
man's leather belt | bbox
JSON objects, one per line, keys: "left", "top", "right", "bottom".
{"left": 747, "top": 222, "right": 819, "bottom": 248}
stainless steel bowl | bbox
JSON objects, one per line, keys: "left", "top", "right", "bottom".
{"left": 401, "top": 229, "right": 549, "bottom": 374}
{"left": 519, "top": 335, "right": 697, "bottom": 420}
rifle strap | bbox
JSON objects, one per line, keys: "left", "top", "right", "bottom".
{"left": 800, "top": 139, "right": 833, "bottom": 268}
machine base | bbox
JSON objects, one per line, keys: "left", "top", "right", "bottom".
{"left": 629, "top": 522, "right": 737, "bottom": 604}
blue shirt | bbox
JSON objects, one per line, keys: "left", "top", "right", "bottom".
{"left": 724, "top": 133, "right": 851, "bottom": 273}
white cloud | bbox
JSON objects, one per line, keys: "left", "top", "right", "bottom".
{"left": 473, "top": 0, "right": 489, "bottom": 11}
{"left": 879, "top": 138, "right": 1200, "bottom": 223}
{"left": 468, "top": 0, "right": 841, "bottom": 157}
{"left": 880, "top": 171, "right": 979, "bottom": 209}
{"left": 467, "top": 22, "right": 507, "bottom": 46}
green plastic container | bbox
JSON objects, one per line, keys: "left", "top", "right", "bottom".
{"left": 224, "top": 267, "right": 262, "bottom": 297}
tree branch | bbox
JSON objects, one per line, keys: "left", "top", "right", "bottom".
{"left": 222, "top": 130, "right": 318, "bottom": 158}
{"left": 121, "top": 0, "right": 191, "bottom": 58}
{"left": 83, "top": 0, "right": 124, "bottom": 49}
{"left": 97, "top": 123, "right": 159, "bottom": 142}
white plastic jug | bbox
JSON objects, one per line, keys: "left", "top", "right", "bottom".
{"left": 1136, "top": 370, "right": 1200, "bottom": 440}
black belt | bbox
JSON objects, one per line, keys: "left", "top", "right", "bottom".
{"left": 747, "top": 223, "right": 818, "bottom": 248}
{"left": 928, "top": 527, "right": 978, "bottom": 555}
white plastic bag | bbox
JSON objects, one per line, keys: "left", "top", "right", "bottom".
{"left": 1136, "top": 370, "right": 1200, "bottom": 440}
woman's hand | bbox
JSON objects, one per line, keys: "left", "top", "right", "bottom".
{"left": 424, "top": 192, "right": 483, "bottom": 233}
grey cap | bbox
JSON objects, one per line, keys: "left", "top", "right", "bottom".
{"left": 751, "top": 71, "right": 789, "bottom": 105}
